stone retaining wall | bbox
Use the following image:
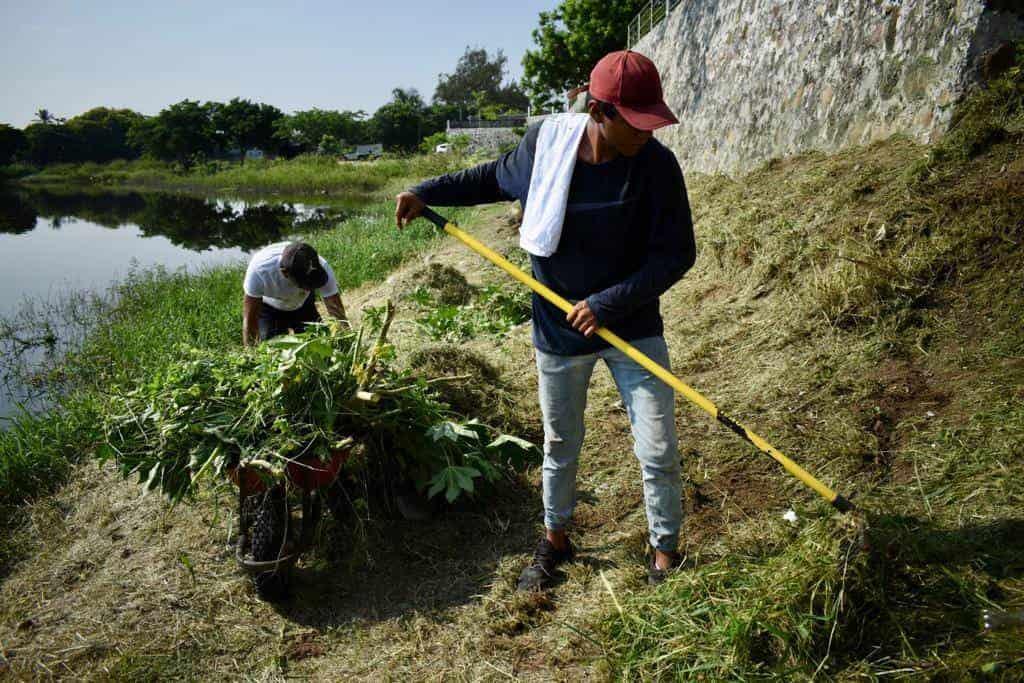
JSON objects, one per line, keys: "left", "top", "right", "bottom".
{"left": 446, "top": 126, "right": 522, "bottom": 154}
{"left": 633, "top": 0, "right": 1024, "bottom": 174}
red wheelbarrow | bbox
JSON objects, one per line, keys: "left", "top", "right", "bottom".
{"left": 229, "top": 447, "right": 350, "bottom": 600}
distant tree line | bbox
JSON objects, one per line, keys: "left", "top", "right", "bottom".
{"left": 1, "top": 6, "right": 647, "bottom": 169}
{"left": 0, "top": 47, "right": 531, "bottom": 169}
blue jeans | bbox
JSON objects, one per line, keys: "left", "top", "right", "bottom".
{"left": 536, "top": 336, "right": 682, "bottom": 553}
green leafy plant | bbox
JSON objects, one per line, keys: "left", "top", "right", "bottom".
{"left": 414, "top": 284, "right": 531, "bottom": 341}
{"left": 425, "top": 419, "right": 537, "bottom": 501}
{"left": 98, "top": 310, "right": 538, "bottom": 504}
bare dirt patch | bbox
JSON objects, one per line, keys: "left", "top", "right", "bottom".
{"left": 683, "top": 460, "right": 786, "bottom": 548}
{"left": 859, "top": 360, "right": 949, "bottom": 478}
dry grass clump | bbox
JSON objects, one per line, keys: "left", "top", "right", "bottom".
{"left": 406, "top": 345, "right": 534, "bottom": 438}
{"left": 391, "top": 262, "right": 475, "bottom": 305}
{"left": 704, "top": 61, "right": 1022, "bottom": 342}
{"left": 0, "top": 464, "right": 240, "bottom": 680}
{"left": 690, "top": 130, "right": 1022, "bottom": 342}
{"left": 483, "top": 590, "right": 557, "bottom": 636}
{"left": 407, "top": 344, "right": 502, "bottom": 384}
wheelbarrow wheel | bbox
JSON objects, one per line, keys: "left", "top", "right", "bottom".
{"left": 249, "top": 487, "right": 289, "bottom": 600}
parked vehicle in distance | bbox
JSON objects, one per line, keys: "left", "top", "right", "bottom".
{"left": 343, "top": 143, "right": 383, "bottom": 161}
{"left": 435, "top": 143, "right": 451, "bottom": 154}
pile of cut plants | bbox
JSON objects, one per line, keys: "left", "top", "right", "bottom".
{"left": 391, "top": 262, "right": 532, "bottom": 342}
{"left": 97, "top": 302, "right": 539, "bottom": 589}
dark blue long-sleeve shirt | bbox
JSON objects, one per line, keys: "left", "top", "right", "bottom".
{"left": 410, "top": 123, "right": 696, "bottom": 356}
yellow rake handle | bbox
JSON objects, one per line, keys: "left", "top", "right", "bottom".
{"left": 420, "top": 207, "right": 853, "bottom": 513}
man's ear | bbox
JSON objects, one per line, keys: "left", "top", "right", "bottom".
{"left": 587, "top": 100, "right": 604, "bottom": 124}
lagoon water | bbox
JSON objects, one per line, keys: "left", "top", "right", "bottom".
{"left": 0, "top": 187, "right": 341, "bottom": 422}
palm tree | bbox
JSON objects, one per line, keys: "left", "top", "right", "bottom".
{"left": 33, "top": 109, "right": 65, "bottom": 125}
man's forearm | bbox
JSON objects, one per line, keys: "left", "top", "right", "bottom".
{"left": 242, "top": 295, "right": 262, "bottom": 347}
{"left": 586, "top": 253, "right": 694, "bottom": 325}
{"left": 243, "top": 317, "right": 259, "bottom": 347}
{"left": 323, "top": 295, "right": 348, "bottom": 325}
{"left": 410, "top": 160, "right": 511, "bottom": 206}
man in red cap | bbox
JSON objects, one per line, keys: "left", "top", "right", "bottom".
{"left": 396, "top": 50, "right": 696, "bottom": 589}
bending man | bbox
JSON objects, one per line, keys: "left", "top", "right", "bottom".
{"left": 242, "top": 241, "right": 347, "bottom": 346}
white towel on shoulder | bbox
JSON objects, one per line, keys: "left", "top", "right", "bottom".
{"left": 519, "top": 113, "right": 590, "bottom": 257}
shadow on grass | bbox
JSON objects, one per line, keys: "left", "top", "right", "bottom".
{"left": 267, "top": 476, "right": 544, "bottom": 628}
{"left": 871, "top": 516, "right": 1024, "bottom": 579}
{"left": 836, "top": 516, "right": 1024, "bottom": 668}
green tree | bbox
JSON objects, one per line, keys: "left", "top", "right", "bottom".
{"left": 316, "top": 134, "right": 344, "bottom": 156}
{"left": 434, "top": 47, "right": 529, "bottom": 116}
{"left": 32, "top": 108, "right": 65, "bottom": 125}
{"left": 273, "top": 108, "right": 368, "bottom": 155}
{"left": 0, "top": 124, "right": 27, "bottom": 165}
{"left": 522, "top": 0, "right": 644, "bottom": 109}
{"left": 64, "top": 108, "right": 145, "bottom": 162}
{"left": 25, "top": 108, "right": 74, "bottom": 164}
{"left": 24, "top": 122, "right": 76, "bottom": 165}
{"left": 422, "top": 102, "right": 461, "bottom": 136}
{"left": 128, "top": 100, "right": 217, "bottom": 169}
{"left": 494, "top": 82, "right": 530, "bottom": 112}
{"left": 212, "top": 98, "right": 283, "bottom": 163}
{"left": 370, "top": 88, "right": 428, "bottom": 152}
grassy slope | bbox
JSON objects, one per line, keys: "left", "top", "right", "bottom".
{"left": 1, "top": 72, "right": 1022, "bottom": 679}
{"left": 602, "top": 115, "right": 1024, "bottom": 677}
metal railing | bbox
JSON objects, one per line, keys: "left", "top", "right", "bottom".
{"left": 627, "top": 0, "right": 683, "bottom": 48}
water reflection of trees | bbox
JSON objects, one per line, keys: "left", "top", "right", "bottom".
{"left": 0, "top": 190, "right": 38, "bottom": 234}
{"left": 0, "top": 189, "right": 344, "bottom": 251}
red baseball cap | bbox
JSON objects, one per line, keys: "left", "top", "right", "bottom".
{"left": 588, "top": 50, "right": 678, "bottom": 131}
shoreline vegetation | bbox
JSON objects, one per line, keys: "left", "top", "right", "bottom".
{"left": 8, "top": 152, "right": 472, "bottom": 199}
{"left": 1, "top": 64, "right": 1023, "bottom": 678}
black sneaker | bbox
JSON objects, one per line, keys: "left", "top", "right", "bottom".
{"left": 648, "top": 551, "right": 682, "bottom": 586}
{"left": 517, "top": 537, "right": 574, "bottom": 591}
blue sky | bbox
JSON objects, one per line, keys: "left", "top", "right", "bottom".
{"left": 0, "top": 0, "right": 561, "bottom": 127}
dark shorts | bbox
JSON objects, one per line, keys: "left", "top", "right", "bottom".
{"left": 258, "top": 293, "right": 321, "bottom": 341}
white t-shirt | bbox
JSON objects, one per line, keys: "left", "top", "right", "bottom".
{"left": 243, "top": 242, "right": 339, "bottom": 311}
